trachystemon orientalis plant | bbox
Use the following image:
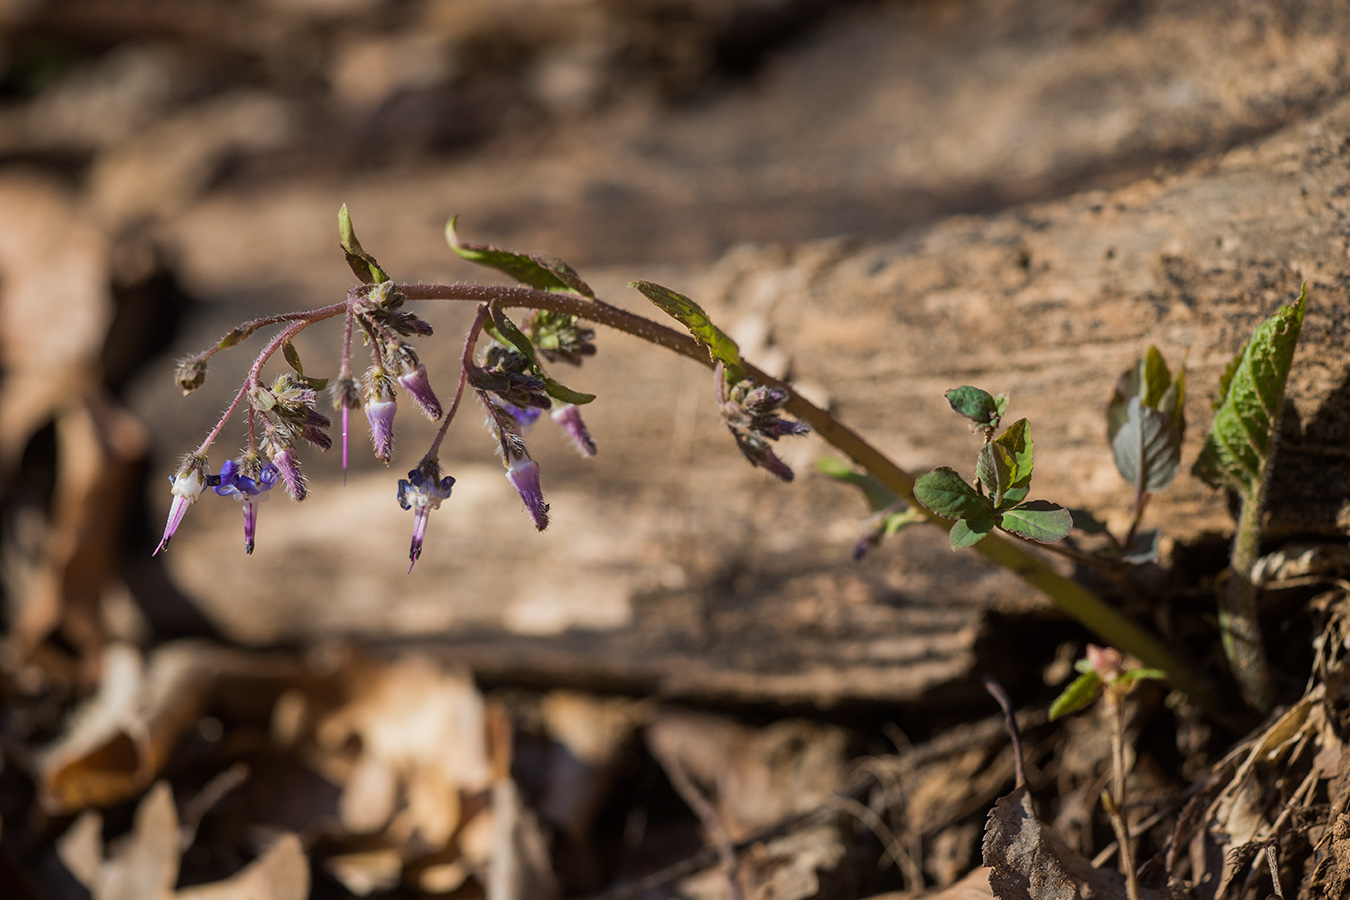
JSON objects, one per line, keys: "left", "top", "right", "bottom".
{"left": 153, "top": 204, "right": 1308, "bottom": 716}
{"left": 155, "top": 208, "right": 809, "bottom": 573}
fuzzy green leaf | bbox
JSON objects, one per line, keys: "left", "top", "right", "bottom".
{"left": 1110, "top": 397, "right": 1182, "bottom": 494}
{"left": 950, "top": 515, "right": 997, "bottom": 549}
{"left": 282, "top": 340, "right": 304, "bottom": 377}
{"left": 993, "top": 418, "right": 1034, "bottom": 507}
{"left": 630, "top": 280, "right": 744, "bottom": 380}
{"left": 914, "top": 467, "right": 994, "bottom": 521}
{"left": 1193, "top": 286, "right": 1306, "bottom": 495}
{"left": 945, "top": 386, "right": 1000, "bottom": 426}
{"left": 339, "top": 204, "right": 390, "bottom": 284}
{"left": 446, "top": 217, "right": 593, "bottom": 297}
{"left": 1049, "top": 671, "right": 1102, "bottom": 720}
{"left": 815, "top": 457, "right": 902, "bottom": 513}
{"left": 977, "top": 441, "right": 1016, "bottom": 507}
{"left": 999, "top": 500, "right": 1073, "bottom": 543}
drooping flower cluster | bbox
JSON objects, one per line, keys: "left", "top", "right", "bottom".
{"left": 155, "top": 211, "right": 809, "bottom": 571}
{"left": 715, "top": 361, "right": 810, "bottom": 482}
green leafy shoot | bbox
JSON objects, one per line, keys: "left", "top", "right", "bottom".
{"left": 1049, "top": 646, "right": 1166, "bottom": 720}
{"left": 629, "top": 280, "right": 745, "bottom": 382}
{"left": 1108, "top": 346, "right": 1185, "bottom": 499}
{"left": 915, "top": 412, "right": 1071, "bottom": 549}
{"left": 446, "top": 217, "right": 594, "bottom": 297}
{"left": 1192, "top": 286, "right": 1306, "bottom": 497}
{"left": 486, "top": 307, "right": 595, "bottom": 405}
{"left": 339, "top": 204, "right": 390, "bottom": 285}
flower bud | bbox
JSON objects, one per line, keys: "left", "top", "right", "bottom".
{"left": 550, "top": 404, "right": 596, "bottom": 457}
{"left": 365, "top": 398, "right": 396, "bottom": 463}
{"left": 174, "top": 356, "right": 208, "bottom": 395}
{"left": 398, "top": 363, "right": 442, "bottom": 420}
{"left": 506, "top": 458, "right": 549, "bottom": 531}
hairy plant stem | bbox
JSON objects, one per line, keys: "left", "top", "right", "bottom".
{"left": 399, "top": 283, "right": 1215, "bottom": 708}
{"left": 1102, "top": 690, "right": 1141, "bottom": 900}
{"left": 1223, "top": 486, "right": 1275, "bottom": 711}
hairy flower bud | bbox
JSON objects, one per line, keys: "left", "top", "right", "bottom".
{"left": 398, "top": 363, "right": 442, "bottom": 420}
{"left": 506, "top": 458, "right": 549, "bottom": 531}
{"left": 365, "top": 399, "right": 396, "bottom": 463}
{"left": 174, "top": 356, "right": 209, "bottom": 395}
{"left": 551, "top": 404, "right": 596, "bottom": 457}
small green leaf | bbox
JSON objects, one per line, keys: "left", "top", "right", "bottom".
{"left": 976, "top": 441, "right": 1016, "bottom": 506}
{"left": 1049, "top": 671, "right": 1102, "bottom": 720}
{"left": 950, "top": 515, "right": 997, "bottom": 549}
{"left": 282, "top": 340, "right": 304, "bottom": 377}
{"left": 945, "top": 386, "right": 1000, "bottom": 426}
{"left": 629, "top": 280, "right": 744, "bottom": 379}
{"left": 1110, "top": 397, "right": 1182, "bottom": 494}
{"left": 914, "top": 467, "right": 995, "bottom": 520}
{"left": 1116, "top": 668, "right": 1167, "bottom": 688}
{"left": 543, "top": 377, "right": 596, "bottom": 405}
{"left": 815, "top": 457, "right": 902, "bottom": 513}
{"left": 999, "top": 500, "right": 1073, "bottom": 543}
{"left": 446, "top": 217, "right": 594, "bottom": 297}
{"left": 339, "top": 204, "right": 390, "bottom": 285}
{"left": 1193, "top": 286, "right": 1307, "bottom": 496}
{"left": 992, "top": 418, "right": 1034, "bottom": 507}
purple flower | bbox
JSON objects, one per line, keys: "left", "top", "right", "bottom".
{"left": 214, "top": 457, "right": 280, "bottom": 554}
{"left": 398, "top": 363, "right": 442, "bottom": 420}
{"left": 397, "top": 461, "right": 455, "bottom": 572}
{"left": 550, "top": 404, "right": 596, "bottom": 457}
{"left": 271, "top": 448, "right": 307, "bottom": 501}
{"left": 497, "top": 400, "right": 543, "bottom": 432}
{"left": 506, "top": 458, "right": 549, "bottom": 531}
{"left": 364, "top": 398, "right": 396, "bottom": 463}
{"left": 154, "top": 457, "right": 211, "bottom": 555}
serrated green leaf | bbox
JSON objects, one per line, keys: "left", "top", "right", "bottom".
{"left": 446, "top": 217, "right": 593, "bottom": 297}
{"left": 914, "top": 467, "right": 994, "bottom": 520}
{"left": 1139, "top": 345, "right": 1171, "bottom": 408}
{"left": 1193, "top": 286, "right": 1306, "bottom": 495}
{"left": 339, "top": 204, "right": 390, "bottom": 284}
{"left": 950, "top": 515, "right": 996, "bottom": 549}
{"left": 629, "top": 280, "right": 744, "bottom": 379}
{"left": 945, "top": 386, "right": 1000, "bottom": 425}
{"left": 1111, "top": 397, "right": 1182, "bottom": 494}
{"left": 976, "top": 441, "right": 1016, "bottom": 506}
{"left": 1049, "top": 671, "right": 1102, "bottom": 720}
{"left": 999, "top": 500, "right": 1073, "bottom": 543}
{"left": 815, "top": 457, "right": 902, "bottom": 512}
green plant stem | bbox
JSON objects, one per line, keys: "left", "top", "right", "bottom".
{"left": 1223, "top": 489, "right": 1275, "bottom": 711}
{"left": 399, "top": 283, "right": 1215, "bottom": 707}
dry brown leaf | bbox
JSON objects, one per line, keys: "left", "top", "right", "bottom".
{"left": 40, "top": 642, "right": 301, "bottom": 813}
{"left": 58, "top": 781, "right": 308, "bottom": 900}
{"left": 864, "top": 866, "right": 994, "bottom": 899}
{"left": 174, "top": 833, "right": 309, "bottom": 900}
{"left": 646, "top": 711, "right": 848, "bottom": 840}
{"left": 982, "top": 785, "right": 1140, "bottom": 900}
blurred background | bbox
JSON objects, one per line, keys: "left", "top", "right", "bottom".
{"left": 3, "top": 0, "right": 1350, "bottom": 897}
